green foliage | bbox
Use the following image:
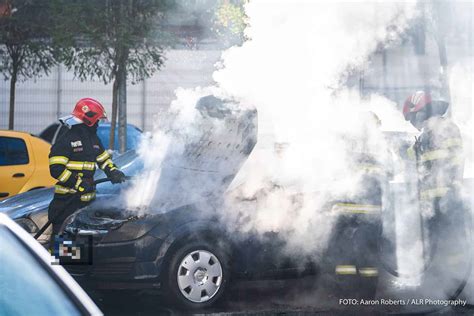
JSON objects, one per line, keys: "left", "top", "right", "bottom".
{"left": 52, "top": 0, "right": 175, "bottom": 85}
{"left": 212, "top": 0, "right": 247, "bottom": 45}
{"left": 0, "top": 0, "right": 56, "bottom": 81}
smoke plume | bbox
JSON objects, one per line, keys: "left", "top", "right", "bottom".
{"left": 213, "top": 0, "right": 418, "bottom": 256}
{"left": 125, "top": 0, "right": 474, "bottom": 303}
{"left": 127, "top": 0, "right": 420, "bottom": 249}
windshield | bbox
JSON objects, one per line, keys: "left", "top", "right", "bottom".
{"left": 0, "top": 227, "right": 81, "bottom": 316}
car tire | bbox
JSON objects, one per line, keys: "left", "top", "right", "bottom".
{"left": 162, "top": 240, "right": 230, "bottom": 310}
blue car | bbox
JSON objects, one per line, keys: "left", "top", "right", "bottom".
{"left": 39, "top": 122, "right": 142, "bottom": 151}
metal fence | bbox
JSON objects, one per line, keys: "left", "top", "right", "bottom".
{"left": 0, "top": 35, "right": 472, "bottom": 135}
{"left": 0, "top": 49, "right": 222, "bottom": 134}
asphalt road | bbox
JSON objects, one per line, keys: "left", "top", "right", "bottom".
{"left": 90, "top": 274, "right": 474, "bottom": 316}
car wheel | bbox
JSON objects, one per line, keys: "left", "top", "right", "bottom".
{"left": 163, "top": 240, "right": 230, "bottom": 310}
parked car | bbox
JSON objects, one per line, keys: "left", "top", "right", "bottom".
{"left": 0, "top": 213, "right": 102, "bottom": 316}
{"left": 0, "top": 130, "right": 56, "bottom": 200}
{"left": 39, "top": 122, "right": 143, "bottom": 151}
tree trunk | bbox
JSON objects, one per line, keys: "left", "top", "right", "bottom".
{"left": 8, "top": 72, "right": 17, "bottom": 130}
{"left": 118, "top": 66, "right": 127, "bottom": 153}
{"left": 109, "top": 78, "right": 119, "bottom": 150}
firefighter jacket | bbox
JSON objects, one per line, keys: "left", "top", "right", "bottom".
{"left": 413, "top": 116, "right": 464, "bottom": 203}
{"left": 331, "top": 151, "right": 387, "bottom": 216}
{"left": 48, "top": 123, "right": 119, "bottom": 202}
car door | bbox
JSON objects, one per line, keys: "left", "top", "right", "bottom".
{"left": 237, "top": 231, "right": 299, "bottom": 279}
{"left": 0, "top": 136, "right": 34, "bottom": 199}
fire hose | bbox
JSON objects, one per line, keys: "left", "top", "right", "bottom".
{"left": 33, "top": 176, "right": 133, "bottom": 240}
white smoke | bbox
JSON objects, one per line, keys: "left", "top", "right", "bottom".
{"left": 450, "top": 61, "right": 474, "bottom": 179}
{"left": 119, "top": 0, "right": 474, "bottom": 306}
{"left": 123, "top": 0, "right": 426, "bottom": 259}
{"left": 125, "top": 1, "right": 421, "bottom": 253}
{"left": 125, "top": 86, "right": 232, "bottom": 210}
{"left": 213, "top": 0, "right": 418, "bottom": 255}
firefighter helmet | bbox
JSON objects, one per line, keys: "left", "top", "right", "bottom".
{"left": 71, "top": 98, "right": 107, "bottom": 127}
{"left": 402, "top": 91, "right": 432, "bottom": 121}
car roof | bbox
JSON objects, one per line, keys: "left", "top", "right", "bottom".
{"left": 0, "top": 213, "right": 103, "bottom": 316}
{"left": 0, "top": 130, "right": 34, "bottom": 138}
{"left": 0, "top": 129, "right": 51, "bottom": 150}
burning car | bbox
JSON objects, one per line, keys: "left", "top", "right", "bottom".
{"left": 1, "top": 96, "right": 391, "bottom": 309}
{"left": 2, "top": 96, "right": 307, "bottom": 309}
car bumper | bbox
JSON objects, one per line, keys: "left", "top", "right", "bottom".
{"left": 64, "top": 234, "right": 166, "bottom": 289}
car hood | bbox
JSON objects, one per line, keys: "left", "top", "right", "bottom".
{"left": 65, "top": 198, "right": 142, "bottom": 231}
{"left": 130, "top": 95, "right": 257, "bottom": 212}
{"left": 64, "top": 198, "right": 163, "bottom": 242}
{"left": 0, "top": 188, "right": 54, "bottom": 219}
{"left": 64, "top": 200, "right": 217, "bottom": 243}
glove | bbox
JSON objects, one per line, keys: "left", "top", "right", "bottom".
{"left": 109, "top": 169, "right": 126, "bottom": 184}
{"left": 77, "top": 178, "right": 95, "bottom": 193}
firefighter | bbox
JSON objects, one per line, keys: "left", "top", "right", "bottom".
{"left": 403, "top": 91, "right": 463, "bottom": 218}
{"left": 403, "top": 91, "right": 467, "bottom": 291}
{"left": 48, "top": 98, "right": 126, "bottom": 246}
{"left": 329, "top": 112, "right": 388, "bottom": 299}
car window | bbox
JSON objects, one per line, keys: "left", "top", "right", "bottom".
{"left": 0, "top": 227, "right": 81, "bottom": 316}
{"left": 0, "top": 137, "right": 29, "bottom": 166}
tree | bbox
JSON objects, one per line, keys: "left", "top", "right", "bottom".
{"left": 212, "top": 0, "right": 248, "bottom": 46}
{"left": 52, "top": 0, "right": 175, "bottom": 152}
{"left": 0, "top": 0, "right": 56, "bottom": 130}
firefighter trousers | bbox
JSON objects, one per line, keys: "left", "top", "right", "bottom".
{"left": 48, "top": 193, "right": 91, "bottom": 248}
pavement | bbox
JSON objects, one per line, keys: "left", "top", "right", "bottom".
{"left": 91, "top": 274, "right": 474, "bottom": 315}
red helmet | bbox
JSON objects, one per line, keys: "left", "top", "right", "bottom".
{"left": 402, "top": 91, "right": 432, "bottom": 121}
{"left": 72, "top": 98, "right": 107, "bottom": 126}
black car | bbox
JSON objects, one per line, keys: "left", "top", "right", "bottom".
{"left": 62, "top": 197, "right": 310, "bottom": 309}
{"left": 58, "top": 96, "right": 309, "bottom": 309}
{"left": 1, "top": 96, "right": 387, "bottom": 309}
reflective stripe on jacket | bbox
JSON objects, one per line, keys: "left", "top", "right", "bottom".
{"left": 49, "top": 123, "right": 118, "bottom": 201}
{"left": 414, "top": 117, "right": 464, "bottom": 201}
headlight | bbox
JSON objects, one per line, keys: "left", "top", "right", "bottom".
{"left": 101, "top": 219, "right": 155, "bottom": 242}
{"left": 63, "top": 212, "right": 79, "bottom": 228}
{"left": 15, "top": 218, "right": 39, "bottom": 234}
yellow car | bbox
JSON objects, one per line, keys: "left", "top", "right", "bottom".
{"left": 0, "top": 130, "right": 56, "bottom": 200}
